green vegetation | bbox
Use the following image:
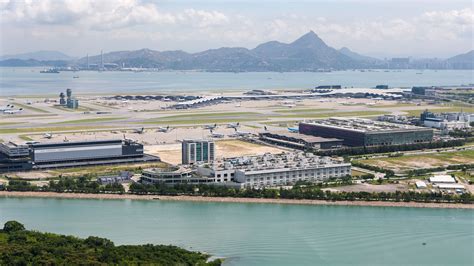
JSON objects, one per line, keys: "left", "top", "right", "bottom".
{"left": 142, "top": 112, "right": 265, "bottom": 125}
{"left": 18, "top": 135, "right": 33, "bottom": 141}
{"left": 273, "top": 108, "right": 333, "bottom": 113}
{"left": 50, "top": 105, "right": 98, "bottom": 112}
{"left": 404, "top": 107, "right": 474, "bottom": 116}
{"left": 5, "top": 114, "right": 57, "bottom": 118}
{"left": 0, "top": 122, "right": 24, "bottom": 126}
{"left": 128, "top": 182, "right": 473, "bottom": 203}
{"left": 3, "top": 176, "right": 472, "bottom": 204}
{"left": 12, "top": 102, "right": 50, "bottom": 113}
{"left": 367, "top": 103, "right": 416, "bottom": 108}
{"left": 143, "top": 118, "right": 263, "bottom": 125}
{"left": 47, "top": 162, "right": 168, "bottom": 176}
{"left": 358, "top": 150, "right": 474, "bottom": 172}
{"left": 351, "top": 161, "right": 395, "bottom": 177}
{"left": 315, "top": 139, "right": 466, "bottom": 157}
{"left": 0, "top": 125, "right": 114, "bottom": 134}
{"left": 52, "top": 117, "right": 128, "bottom": 124}
{"left": 160, "top": 112, "right": 260, "bottom": 120}
{"left": 272, "top": 110, "right": 388, "bottom": 119}
{"left": 0, "top": 221, "right": 221, "bottom": 265}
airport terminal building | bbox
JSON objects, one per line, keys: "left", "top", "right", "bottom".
{"left": 299, "top": 118, "right": 434, "bottom": 147}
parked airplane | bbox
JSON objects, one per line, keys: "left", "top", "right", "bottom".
{"left": 3, "top": 108, "right": 23, "bottom": 114}
{"left": 43, "top": 133, "right": 53, "bottom": 139}
{"left": 209, "top": 129, "right": 224, "bottom": 138}
{"left": 203, "top": 123, "right": 218, "bottom": 130}
{"left": 227, "top": 122, "right": 240, "bottom": 129}
{"left": 133, "top": 127, "right": 145, "bottom": 134}
{"left": 0, "top": 104, "right": 14, "bottom": 111}
{"left": 231, "top": 128, "right": 251, "bottom": 137}
{"left": 156, "top": 126, "right": 173, "bottom": 133}
{"left": 288, "top": 127, "right": 299, "bottom": 133}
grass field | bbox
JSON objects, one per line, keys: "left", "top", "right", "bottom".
{"left": 273, "top": 108, "right": 334, "bottom": 113}
{"left": 0, "top": 122, "right": 23, "bottom": 126}
{"left": 368, "top": 103, "right": 417, "bottom": 108}
{"left": 52, "top": 117, "right": 128, "bottom": 124}
{"left": 12, "top": 102, "right": 50, "bottom": 113}
{"left": 351, "top": 169, "right": 368, "bottom": 177}
{"left": 142, "top": 117, "right": 264, "bottom": 125}
{"left": 272, "top": 110, "right": 388, "bottom": 119}
{"left": 18, "top": 135, "right": 33, "bottom": 141}
{"left": 358, "top": 150, "right": 474, "bottom": 173}
{"left": 404, "top": 107, "right": 474, "bottom": 116}
{"left": 144, "top": 112, "right": 265, "bottom": 125}
{"left": 0, "top": 125, "right": 114, "bottom": 134}
{"left": 51, "top": 105, "right": 98, "bottom": 112}
{"left": 4, "top": 114, "right": 57, "bottom": 118}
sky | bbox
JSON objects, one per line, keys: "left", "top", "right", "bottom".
{"left": 0, "top": 0, "right": 473, "bottom": 59}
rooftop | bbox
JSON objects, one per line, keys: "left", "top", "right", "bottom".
{"left": 302, "top": 117, "right": 431, "bottom": 133}
{"left": 261, "top": 131, "right": 342, "bottom": 143}
{"left": 204, "top": 152, "right": 349, "bottom": 173}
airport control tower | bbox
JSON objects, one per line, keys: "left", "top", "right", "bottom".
{"left": 59, "top": 88, "right": 79, "bottom": 109}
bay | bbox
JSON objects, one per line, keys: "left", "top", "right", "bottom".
{"left": 0, "top": 68, "right": 473, "bottom": 96}
{"left": 0, "top": 197, "right": 472, "bottom": 265}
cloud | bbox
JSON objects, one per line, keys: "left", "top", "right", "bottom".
{"left": 0, "top": 1, "right": 472, "bottom": 57}
{"left": 0, "top": 0, "right": 229, "bottom": 30}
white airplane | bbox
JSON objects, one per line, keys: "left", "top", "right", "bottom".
{"left": 209, "top": 129, "right": 224, "bottom": 138}
{"left": 133, "top": 127, "right": 145, "bottom": 134}
{"left": 3, "top": 108, "right": 23, "bottom": 114}
{"left": 156, "top": 126, "right": 173, "bottom": 133}
{"left": 0, "top": 104, "right": 14, "bottom": 111}
{"left": 231, "top": 128, "right": 251, "bottom": 137}
{"left": 203, "top": 123, "right": 218, "bottom": 130}
{"left": 43, "top": 133, "right": 53, "bottom": 139}
{"left": 227, "top": 122, "right": 240, "bottom": 129}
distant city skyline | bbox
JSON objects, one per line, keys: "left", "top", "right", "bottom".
{"left": 0, "top": 0, "right": 472, "bottom": 58}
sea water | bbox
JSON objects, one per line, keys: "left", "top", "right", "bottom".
{"left": 0, "top": 68, "right": 473, "bottom": 96}
{"left": 0, "top": 197, "right": 472, "bottom": 265}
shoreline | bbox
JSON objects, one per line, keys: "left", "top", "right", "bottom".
{"left": 1, "top": 191, "right": 472, "bottom": 209}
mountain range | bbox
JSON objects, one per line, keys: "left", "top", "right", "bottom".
{"left": 0, "top": 50, "right": 75, "bottom": 61}
{"left": 1, "top": 31, "right": 472, "bottom": 70}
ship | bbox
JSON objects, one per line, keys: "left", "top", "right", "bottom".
{"left": 40, "top": 68, "right": 60, "bottom": 74}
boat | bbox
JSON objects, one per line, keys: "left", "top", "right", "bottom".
{"left": 40, "top": 68, "right": 60, "bottom": 74}
{"left": 73, "top": 76, "right": 79, "bottom": 78}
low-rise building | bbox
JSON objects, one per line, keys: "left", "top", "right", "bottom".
{"left": 299, "top": 117, "right": 433, "bottom": 147}
{"left": 259, "top": 131, "right": 343, "bottom": 150}
{"left": 98, "top": 171, "right": 133, "bottom": 185}
{"left": 415, "top": 181, "right": 427, "bottom": 189}
{"left": 141, "top": 166, "right": 214, "bottom": 185}
{"left": 429, "top": 175, "right": 456, "bottom": 184}
{"left": 199, "top": 152, "right": 351, "bottom": 188}
{"left": 0, "top": 139, "right": 159, "bottom": 173}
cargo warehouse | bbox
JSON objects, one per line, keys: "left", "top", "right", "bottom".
{"left": 299, "top": 118, "right": 434, "bottom": 147}
{"left": 259, "top": 131, "right": 343, "bottom": 150}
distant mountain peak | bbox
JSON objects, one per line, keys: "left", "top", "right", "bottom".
{"left": 290, "top": 30, "right": 326, "bottom": 48}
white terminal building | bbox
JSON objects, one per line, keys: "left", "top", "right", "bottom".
{"left": 197, "top": 152, "right": 351, "bottom": 188}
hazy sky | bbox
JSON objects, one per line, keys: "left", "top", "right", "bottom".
{"left": 1, "top": 0, "right": 472, "bottom": 58}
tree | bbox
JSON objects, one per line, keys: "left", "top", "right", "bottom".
{"left": 3, "top": 221, "right": 25, "bottom": 233}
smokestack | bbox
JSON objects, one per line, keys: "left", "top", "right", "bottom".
{"left": 100, "top": 50, "right": 104, "bottom": 70}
